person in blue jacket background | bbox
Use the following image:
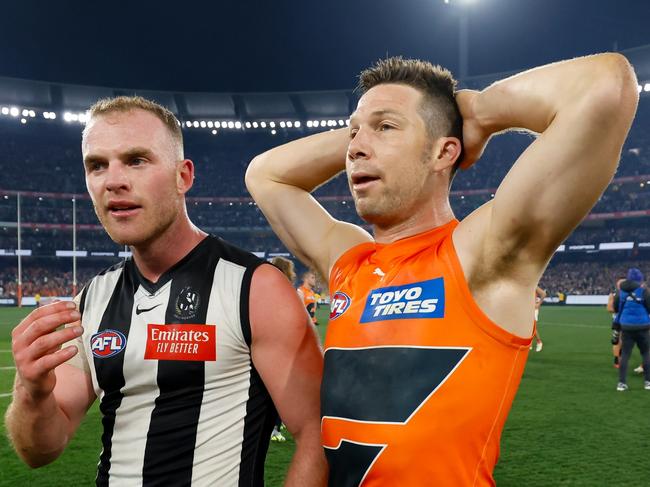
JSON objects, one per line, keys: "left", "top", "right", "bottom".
{"left": 613, "top": 267, "right": 650, "bottom": 391}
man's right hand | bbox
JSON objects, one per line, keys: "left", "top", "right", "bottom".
{"left": 11, "top": 301, "right": 82, "bottom": 402}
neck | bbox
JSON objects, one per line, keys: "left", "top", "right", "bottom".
{"left": 373, "top": 195, "right": 455, "bottom": 244}
{"left": 131, "top": 215, "right": 207, "bottom": 283}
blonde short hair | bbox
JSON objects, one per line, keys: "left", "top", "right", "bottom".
{"left": 85, "top": 95, "right": 184, "bottom": 158}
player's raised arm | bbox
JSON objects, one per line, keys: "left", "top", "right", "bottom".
{"left": 249, "top": 264, "right": 327, "bottom": 486}
{"left": 246, "top": 128, "right": 371, "bottom": 278}
{"left": 5, "top": 301, "right": 96, "bottom": 467}
{"left": 455, "top": 53, "right": 638, "bottom": 296}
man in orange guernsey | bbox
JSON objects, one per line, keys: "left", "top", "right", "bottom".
{"left": 246, "top": 55, "right": 638, "bottom": 485}
{"left": 298, "top": 270, "right": 320, "bottom": 326}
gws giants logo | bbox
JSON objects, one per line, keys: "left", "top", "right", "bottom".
{"left": 330, "top": 292, "right": 351, "bottom": 320}
{"left": 174, "top": 286, "right": 200, "bottom": 320}
{"left": 91, "top": 330, "right": 127, "bottom": 358}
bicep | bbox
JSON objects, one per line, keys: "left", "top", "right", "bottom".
{"left": 246, "top": 178, "right": 371, "bottom": 278}
{"left": 249, "top": 266, "right": 323, "bottom": 436}
{"left": 487, "top": 95, "right": 635, "bottom": 269}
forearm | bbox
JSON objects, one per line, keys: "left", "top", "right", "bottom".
{"left": 247, "top": 128, "right": 349, "bottom": 193}
{"left": 284, "top": 425, "right": 328, "bottom": 487}
{"left": 5, "top": 378, "right": 72, "bottom": 467}
{"left": 475, "top": 53, "right": 637, "bottom": 135}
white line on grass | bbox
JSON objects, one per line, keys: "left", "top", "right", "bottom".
{"left": 0, "top": 366, "right": 15, "bottom": 370}
{"left": 0, "top": 350, "right": 12, "bottom": 353}
{"left": 0, "top": 392, "right": 12, "bottom": 398}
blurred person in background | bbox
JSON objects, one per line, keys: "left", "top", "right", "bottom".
{"left": 608, "top": 275, "right": 626, "bottom": 368}
{"left": 612, "top": 267, "right": 650, "bottom": 391}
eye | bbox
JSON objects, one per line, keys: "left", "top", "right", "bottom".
{"left": 349, "top": 128, "right": 359, "bottom": 139}
{"left": 379, "top": 123, "right": 394, "bottom": 131}
{"left": 87, "top": 161, "right": 106, "bottom": 172}
{"left": 130, "top": 157, "right": 146, "bottom": 166}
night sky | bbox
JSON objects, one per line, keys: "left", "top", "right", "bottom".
{"left": 1, "top": 0, "right": 649, "bottom": 92}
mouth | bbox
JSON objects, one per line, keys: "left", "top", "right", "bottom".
{"left": 351, "top": 174, "right": 381, "bottom": 191}
{"left": 106, "top": 203, "right": 142, "bottom": 218}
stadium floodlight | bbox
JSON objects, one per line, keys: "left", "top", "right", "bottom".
{"left": 20, "top": 118, "right": 26, "bottom": 124}
{"left": 207, "top": 121, "right": 213, "bottom": 128}
{"left": 50, "top": 112, "right": 57, "bottom": 119}
{"left": 22, "top": 109, "right": 29, "bottom": 117}
{"left": 338, "top": 120, "right": 344, "bottom": 126}
{"left": 286, "top": 121, "right": 293, "bottom": 128}
{"left": 1, "top": 107, "right": 8, "bottom": 115}
{"left": 192, "top": 121, "right": 199, "bottom": 128}
{"left": 345, "top": 119, "right": 350, "bottom": 126}
{"left": 280, "top": 121, "right": 286, "bottom": 128}
{"left": 261, "top": 121, "right": 267, "bottom": 128}
{"left": 271, "top": 129, "right": 276, "bottom": 135}
{"left": 235, "top": 121, "right": 242, "bottom": 129}
{"left": 270, "top": 121, "right": 276, "bottom": 128}
{"left": 78, "top": 113, "right": 88, "bottom": 124}
{"left": 221, "top": 121, "right": 228, "bottom": 128}
{"left": 10, "top": 107, "right": 19, "bottom": 117}
{"left": 200, "top": 121, "right": 207, "bottom": 128}
{"left": 245, "top": 122, "right": 251, "bottom": 129}
{"left": 185, "top": 121, "right": 191, "bottom": 128}
{"left": 644, "top": 83, "right": 650, "bottom": 92}
{"left": 638, "top": 85, "right": 643, "bottom": 93}
{"left": 252, "top": 121, "right": 258, "bottom": 128}
{"left": 29, "top": 110, "right": 35, "bottom": 117}
{"left": 295, "top": 121, "right": 301, "bottom": 128}
{"left": 211, "top": 129, "right": 217, "bottom": 135}
{"left": 306, "top": 121, "right": 313, "bottom": 128}
{"left": 320, "top": 120, "right": 327, "bottom": 127}
{"left": 213, "top": 121, "right": 220, "bottom": 128}
{"left": 227, "top": 121, "right": 235, "bottom": 129}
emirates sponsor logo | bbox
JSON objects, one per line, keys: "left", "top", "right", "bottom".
{"left": 144, "top": 324, "right": 216, "bottom": 361}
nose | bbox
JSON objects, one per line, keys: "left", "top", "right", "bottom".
{"left": 347, "top": 127, "right": 372, "bottom": 161}
{"left": 104, "top": 161, "right": 131, "bottom": 192}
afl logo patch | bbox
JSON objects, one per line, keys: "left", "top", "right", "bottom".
{"left": 330, "top": 292, "right": 351, "bottom": 320}
{"left": 174, "top": 286, "right": 200, "bottom": 320}
{"left": 91, "top": 330, "right": 127, "bottom": 358}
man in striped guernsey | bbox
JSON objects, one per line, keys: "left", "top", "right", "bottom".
{"left": 6, "top": 97, "right": 327, "bottom": 486}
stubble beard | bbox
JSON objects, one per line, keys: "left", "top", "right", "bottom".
{"left": 95, "top": 199, "right": 180, "bottom": 248}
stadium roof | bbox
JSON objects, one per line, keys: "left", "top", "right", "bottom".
{"left": 1, "top": 0, "right": 649, "bottom": 94}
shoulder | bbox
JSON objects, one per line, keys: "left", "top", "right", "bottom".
{"left": 205, "top": 235, "right": 264, "bottom": 268}
{"left": 249, "top": 264, "right": 307, "bottom": 336}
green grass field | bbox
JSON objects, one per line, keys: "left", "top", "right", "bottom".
{"left": 1, "top": 305, "right": 648, "bottom": 486}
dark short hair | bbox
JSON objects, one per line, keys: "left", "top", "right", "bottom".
{"left": 358, "top": 56, "right": 463, "bottom": 173}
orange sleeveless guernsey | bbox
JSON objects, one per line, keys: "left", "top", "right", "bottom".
{"left": 322, "top": 220, "right": 531, "bottom": 487}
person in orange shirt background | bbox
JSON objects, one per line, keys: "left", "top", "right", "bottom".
{"left": 298, "top": 270, "right": 320, "bottom": 326}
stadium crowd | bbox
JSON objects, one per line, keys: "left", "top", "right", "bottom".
{"left": 1, "top": 99, "right": 650, "bottom": 298}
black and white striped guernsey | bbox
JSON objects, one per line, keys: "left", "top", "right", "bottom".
{"left": 75, "top": 236, "right": 277, "bottom": 486}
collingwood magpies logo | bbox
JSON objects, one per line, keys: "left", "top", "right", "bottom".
{"left": 174, "top": 286, "right": 200, "bottom": 320}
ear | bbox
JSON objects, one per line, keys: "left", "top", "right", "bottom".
{"left": 177, "top": 159, "right": 195, "bottom": 194}
{"left": 430, "top": 136, "right": 462, "bottom": 173}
